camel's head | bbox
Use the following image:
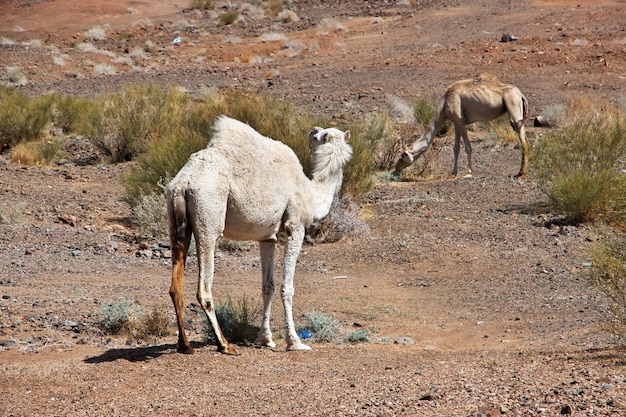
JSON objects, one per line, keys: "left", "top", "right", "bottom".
{"left": 308, "top": 127, "right": 351, "bottom": 150}
{"left": 394, "top": 150, "right": 414, "bottom": 174}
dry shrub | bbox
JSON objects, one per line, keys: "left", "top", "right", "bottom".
{"left": 10, "top": 140, "right": 61, "bottom": 166}
{"left": 533, "top": 97, "right": 626, "bottom": 224}
{"left": 589, "top": 234, "right": 626, "bottom": 342}
{"left": 308, "top": 195, "right": 370, "bottom": 243}
{"left": 137, "top": 307, "right": 171, "bottom": 339}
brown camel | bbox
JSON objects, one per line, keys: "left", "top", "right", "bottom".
{"left": 395, "top": 73, "right": 530, "bottom": 178}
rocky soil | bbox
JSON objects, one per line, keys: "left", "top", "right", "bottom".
{"left": 1, "top": 0, "right": 626, "bottom": 416}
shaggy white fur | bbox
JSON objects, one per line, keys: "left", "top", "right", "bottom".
{"left": 166, "top": 115, "right": 352, "bottom": 355}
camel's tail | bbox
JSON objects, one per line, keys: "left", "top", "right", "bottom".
{"left": 521, "top": 94, "right": 529, "bottom": 121}
{"left": 166, "top": 182, "right": 191, "bottom": 252}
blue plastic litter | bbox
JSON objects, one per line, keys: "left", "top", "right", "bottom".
{"left": 297, "top": 329, "right": 312, "bottom": 339}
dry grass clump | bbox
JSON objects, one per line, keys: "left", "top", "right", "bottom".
{"left": 533, "top": 97, "right": 626, "bottom": 224}
{"left": 10, "top": 140, "right": 61, "bottom": 166}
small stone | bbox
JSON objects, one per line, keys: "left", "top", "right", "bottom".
{"left": 394, "top": 336, "right": 415, "bottom": 345}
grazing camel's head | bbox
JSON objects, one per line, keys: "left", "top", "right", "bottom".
{"left": 308, "top": 126, "right": 351, "bottom": 150}
{"left": 394, "top": 149, "right": 416, "bottom": 174}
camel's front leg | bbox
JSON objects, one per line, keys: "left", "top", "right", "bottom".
{"left": 196, "top": 237, "right": 239, "bottom": 355}
{"left": 281, "top": 225, "right": 311, "bottom": 351}
{"left": 254, "top": 241, "right": 277, "bottom": 348}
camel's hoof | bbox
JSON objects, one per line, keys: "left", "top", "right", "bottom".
{"left": 253, "top": 338, "right": 277, "bottom": 349}
{"left": 515, "top": 173, "right": 526, "bottom": 179}
{"left": 286, "top": 342, "right": 312, "bottom": 352}
{"left": 177, "top": 345, "right": 195, "bottom": 355}
{"left": 218, "top": 344, "right": 240, "bottom": 356}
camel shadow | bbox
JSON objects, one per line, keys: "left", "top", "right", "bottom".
{"left": 83, "top": 341, "right": 206, "bottom": 364}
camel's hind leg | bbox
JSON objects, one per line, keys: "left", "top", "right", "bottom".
{"left": 195, "top": 233, "right": 239, "bottom": 355}
{"left": 452, "top": 123, "right": 472, "bottom": 176}
{"left": 169, "top": 226, "right": 194, "bottom": 354}
{"left": 504, "top": 90, "right": 529, "bottom": 178}
{"left": 254, "top": 240, "right": 277, "bottom": 348}
{"left": 281, "top": 224, "right": 311, "bottom": 351}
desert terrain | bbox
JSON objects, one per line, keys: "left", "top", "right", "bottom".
{"left": 1, "top": 0, "right": 626, "bottom": 415}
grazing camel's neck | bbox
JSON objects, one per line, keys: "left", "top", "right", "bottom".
{"left": 310, "top": 140, "right": 352, "bottom": 220}
{"left": 410, "top": 100, "right": 447, "bottom": 156}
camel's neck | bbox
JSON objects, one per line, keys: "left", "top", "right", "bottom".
{"left": 409, "top": 103, "right": 446, "bottom": 156}
{"left": 311, "top": 174, "right": 343, "bottom": 220}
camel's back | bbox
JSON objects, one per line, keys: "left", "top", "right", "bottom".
{"left": 209, "top": 116, "right": 305, "bottom": 178}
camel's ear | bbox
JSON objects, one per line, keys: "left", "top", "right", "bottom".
{"left": 344, "top": 131, "right": 350, "bottom": 142}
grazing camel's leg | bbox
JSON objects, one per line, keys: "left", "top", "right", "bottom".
{"left": 504, "top": 91, "right": 529, "bottom": 178}
{"left": 281, "top": 224, "right": 311, "bottom": 351}
{"left": 169, "top": 227, "right": 193, "bottom": 354}
{"left": 254, "top": 240, "right": 277, "bottom": 348}
{"left": 195, "top": 233, "right": 239, "bottom": 355}
{"left": 460, "top": 125, "right": 473, "bottom": 177}
{"left": 452, "top": 122, "right": 472, "bottom": 176}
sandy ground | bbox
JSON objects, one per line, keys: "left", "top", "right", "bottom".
{"left": 1, "top": 0, "right": 626, "bottom": 415}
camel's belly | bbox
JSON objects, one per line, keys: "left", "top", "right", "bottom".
{"left": 222, "top": 207, "right": 283, "bottom": 242}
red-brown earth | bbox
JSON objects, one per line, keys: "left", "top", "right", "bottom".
{"left": 1, "top": 0, "right": 626, "bottom": 416}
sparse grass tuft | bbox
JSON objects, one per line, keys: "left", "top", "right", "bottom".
{"left": 99, "top": 297, "right": 143, "bottom": 335}
{"left": 213, "top": 294, "right": 261, "bottom": 343}
{"left": 137, "top": 306, "right": 171, "bottom": 339}
{"left": 533, "top": 97, "right": 626, "bottom": 224}
{"left": 347, "top": 328, "right": 370, "bottom": 343}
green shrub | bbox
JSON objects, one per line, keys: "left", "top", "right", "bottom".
{"left": 533, "top": 98, "right": 626, "bottom": 224}
{"left": 99, "top": 297, "right": 143, "bottom": 335}
{"left": 299, "top": 310, "right": 342, "bottom": 343}
{"left": 0, "top": 86, "right": 53, "bottom": 146}
{"left": 213, "top": 294, "right": 261, "bottom": 343}
{"left": 347, "top": 328, "right": 369, "bottom": 343}
{"left": 588, "top": 234, "right": 626, "bottom": 341}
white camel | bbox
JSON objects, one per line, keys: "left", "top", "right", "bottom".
{"left": 395, "top": 73, "right": 530, "bottom": 178}
{"left": 166, "top": 115, "right": 352, "bottom": 355}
